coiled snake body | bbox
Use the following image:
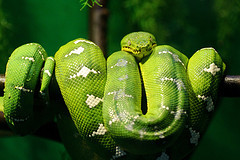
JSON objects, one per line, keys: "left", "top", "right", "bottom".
{"left": 3, "top": 32, "right": 225, "bottom": 160}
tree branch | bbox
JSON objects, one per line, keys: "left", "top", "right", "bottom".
{"left": 89, "top": 0, "right": 109, "bottom": 56}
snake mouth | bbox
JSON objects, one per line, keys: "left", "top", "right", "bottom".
{"left": 122, "top": 43, "right": 157, "bottom": 56}
{"left": 122, "top": 46, "right": 141, "bottom": 55}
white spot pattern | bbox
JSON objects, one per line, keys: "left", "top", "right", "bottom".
{"left": 203, "top": 63, "right": 220, "bottom": 76}
{"left": 154, "top": 131, "right": 165, "bottom": 139}
{"left": 139, "top": 129, "right": 146, "bottom": 138}
{"left": 108, "top": 110, "right": 120, "bottom": 125}
{"left": 197, "top": 95, "right": 207, "bottom": 101}
{"left": 38, "top": 50, "right": 45, "bottom": 60}
{"left": 74, "top": 39, "right": 97, "bottom": 46}
{"left": 111, "top": 146, "right": 126, "bottom": 159}
{"left": 15, "top": 86, "right": 33, "bottom": 92}
{"left": 156, "top": 152, "right": 170, "bottom": 160}
{"left": 206, "top": 97, "right": 214, "bottom": 112}
{"left": 159, "top": 50, "right": 185, "bottom": 67}
{"left": 107, "top": 89, "right": 133, "bottom": 100}
{"left": 160, "top": 105, "right": 187, "bottom": 120}
{"left": 48, "top": 57, "right": 54, "bottom": 61}
{"left": 197, "top": 95, "right": 214, "bottom": 112}
{"left": 118, "top": 74, "right": 128, "bottom": 81}
{"left": 85, "top": 94, "right": 103, "bottom": 108}
{"left": 160, "top": 77, "right": 186, "bottom": 90}
{"left": 111, "top": 59, "right": 132, "bottom": 68}
{"left": 125, "top": 123, "right": 134, "bottom": 131}
{"left": 65, "top": 46, "right": 84, "bottom": 57}
{"left": 69, "top": 66, "right": 100, "bottom": 79}
{"left": 175, "top": 109, "right": 185, "bottom": 120}
{"left": 89, "top": 124, "right": 107, "bottom": 137}
{"left": 189, "top": 127, "right": 200, "bottom": 145}
{"left": 5, "top": 114, "right": 30, "bottom": 122}
{"left": 108, "top": 108, "right": 139, "bottom": 129}
{"left": 44, "top": 70, "right": 52, "bottom": 77}
{"left": 22, "top": 57, "right": 35, "bottom": 62}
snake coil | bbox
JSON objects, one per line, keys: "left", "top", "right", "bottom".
{"left": 3, "top": 32, "right": 225, "bottom": 160}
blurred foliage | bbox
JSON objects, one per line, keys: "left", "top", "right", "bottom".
{"left": 123, "top": 0, "right": 240, "bottom": 67}
{"left": 214, "top": 0, "right": 240, "bottom": 54}
{"left": 124, "top": 0, "right": 188, "bottom": 45}
{"left": 0, "top": 0, "right": 12, "bottom": 73}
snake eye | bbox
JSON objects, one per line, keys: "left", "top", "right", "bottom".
{"left": 128, "top": 40, "right": 131, "bottom": 46}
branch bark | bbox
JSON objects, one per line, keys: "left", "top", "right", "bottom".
{"left": 89, "top": 0, "right": 109, "bottom": 56}
{"left": 1, "top": 74, "right": 239, "bottom": 97}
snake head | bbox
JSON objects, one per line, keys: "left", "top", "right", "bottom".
{"left": 121, "top": 31, "right": 157, "bottom": 60}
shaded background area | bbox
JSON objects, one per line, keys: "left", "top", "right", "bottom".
{"left": 0, "top": 0, "right": 240, "bottom": 159}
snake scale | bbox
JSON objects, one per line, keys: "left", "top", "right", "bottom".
{"left": 3, "top": 32, "right": 225, "bottom": 160}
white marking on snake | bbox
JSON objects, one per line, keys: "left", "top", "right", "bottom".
{"left": 139, "top": 129, "right": 146, "bottom": 138}
{"left": 44, "top": 70, "right": 52, "bottom": 77}
{"left": 108, "top": 109, "right": 120, "bottom": 125}
{"left": 162, "top": 105, "right": 169, "bottom": 110}
{"left": 161, "top": 105, "right": 187, "bottom": 118}
{"left": 22, "top": 57, "right": 35, "bottom": 62}
{"left": 175, "top": 109, "right": 184, "bottom": 120}
{"left": 156, "top": 152, "right": 170, "bottom": 160}
{"left": 15, "top": 86, "right": 33, "bottom": 92}
{"left": 107, "top": 89, "right": 133, "bottom": 99}
{"left": 154, "top": 131, "right": 165, "bottom": 139}
{"left": 118, "top": 74, "right": 128, "bottom": 81}
{"left": 26, "top": 43, "right": 35, "bottom": 45}
{"left": 5, "top": 114, "right": 30, "bottom": 122}
{"left": 159, "top": 51, "right": 185, "bottom": 67}
{"left": 125, "top": 123, "right": 134, "bottom": 131}
{"left": 69, "top": 66, "right": 100, "bottom": 79}
{"left": 198, "top": 47, "right": 218, "bottom": 53}
{"left": 197, "top": 95, "right": 207, "bottom": 101}
{"left": 206, "top": 97, "right": 214, "bottom": 112}
{"left": 189, "top": 127, "right": 200, "bottom": 145}
{"left": 65, "top": 46, "right": 84, "bottom": 57}
{"left": 85, "top": 94, "right": 103, "bottom": 108}
{"left": 160, "top": 77, "right": 186, "bottom": 90}
{"left": 38, "top": 50, "right": 45, "bottom": 60}
{"left": 111, "top": 59, "right": 132, "bottom": 68}
{"left": 203, "top": 63, "right": 220, "bottom": 76}
{"left": 197, "top": 95, "right": 214, "bottom": 112}
{"left": 111, "top": 146, "right": 126, "bottom": 160}
{"left": 74, "top": 39, "right": 97, "bottom": 46}
{"left": 48, "top": 57, "right": 55, "bottom": 61}
{"left": 89, "top": 124, "right": 107, "bottom": 137}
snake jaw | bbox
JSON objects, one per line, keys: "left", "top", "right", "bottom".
{"left": 122, "top": 43, "right": 157, "bottom": 60}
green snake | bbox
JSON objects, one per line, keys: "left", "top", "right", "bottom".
{"left": 3, "top": 32, "right": 225, "bottom": 160}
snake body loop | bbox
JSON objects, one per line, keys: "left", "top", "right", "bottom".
{"left": 103, "top": 45, "right": 189, "bottom": 154}
{"left": 54, "top": 39, "right": 117, "bottom": 159}
{"left": 3, "top": 43, "right": 50, "bottom": 135}
{"left": 3, "top": 32, "right": 225, "bottom": 160}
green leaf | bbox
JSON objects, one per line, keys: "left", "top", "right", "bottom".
{"left": 79, "top": 0, "right": 102, "bottom": 10}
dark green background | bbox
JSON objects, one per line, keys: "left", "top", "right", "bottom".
{"left": 1, "top": 0, "right": 240, "bottom": 159}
